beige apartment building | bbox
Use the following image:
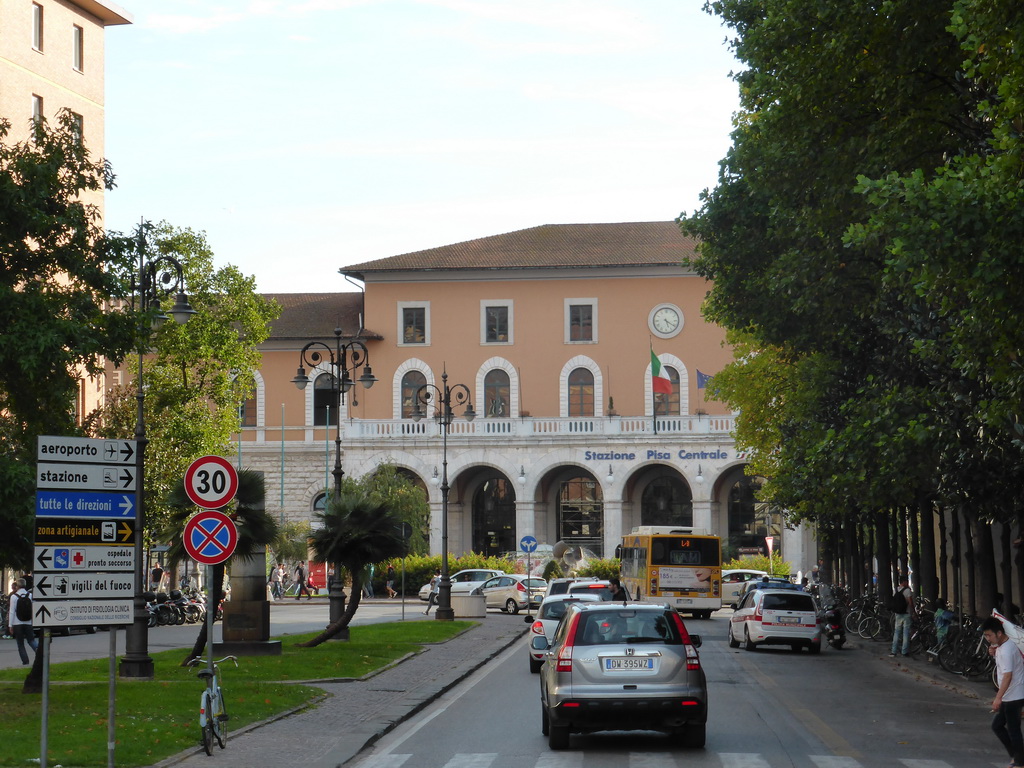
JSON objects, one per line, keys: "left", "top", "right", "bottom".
{"left": 0, "top": 0, "right": 132, "bottom": 419}
{"left": 241, "top": 222, "right": 814, "bottom": 570}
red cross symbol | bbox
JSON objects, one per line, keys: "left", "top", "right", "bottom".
{"left": 72, "top": 550, "right": 85, "bottom": 566}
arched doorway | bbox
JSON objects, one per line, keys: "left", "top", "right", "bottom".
{"left": 472, "top": 475, "right": 516, "bottom": 556}
{"left": 726, "top": 473, "right": 783, "bottom": 562}
{"left": 640, "top": 475, "right": 692, "bottom": 527}
{"left": 557, "top": 474, "right": 603, "bottom": 556}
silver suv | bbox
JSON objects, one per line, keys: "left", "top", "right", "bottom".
{"left": 538, "top": 602, "right": 707, "bottom": 750}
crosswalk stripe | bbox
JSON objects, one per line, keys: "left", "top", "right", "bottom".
{"left": 810, "top": 758, "right": 864, "bottom": 768}
{"left": 720, "top": 755, "right": 772, "bottom": 768}
{"left": 354, "top": 756, "right": 411, "bottom": 768}
{"left": 628, "top": 753, "right": 678, "bottom": 768}
{"left": 899, "top": 761, "right": 962, "bottom": 768}
{"left": 535, "top": 752, "right": 584, "bottom": 768}
{"left": 443, "top": 754, "right": 496, "bottom": 768}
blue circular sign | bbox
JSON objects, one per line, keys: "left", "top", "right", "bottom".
{"left": 520, "top": 535, "right": 538, "bottom": 553}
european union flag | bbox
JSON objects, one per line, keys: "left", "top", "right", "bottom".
{"left": 696, "top": 369, "right": 714, "bottom": 389}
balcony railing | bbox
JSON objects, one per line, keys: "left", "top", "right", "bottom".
{"left": 343, "top": 414, "right": 735, "bottom": 440}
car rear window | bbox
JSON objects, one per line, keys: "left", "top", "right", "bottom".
{"left": 525, "top": 578, "right": 546, "bottom": 589}
{"left": 568, "top": 584, "right": 612, "bottom": 600}
{"left": 762, "top": 594, "right": 815, "bottom": 612}
{"left": 576, "top": 610, "right": 682, "bottom": 646}
{"left": 547, "top": 582, "right": 570, "bottom": 595}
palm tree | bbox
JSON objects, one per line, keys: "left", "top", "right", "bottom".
{"left": 297, "top": 488, "right": 407, "bottom": 647}
{"left": 161, "top": 468, "right": 279, "bottom": 664}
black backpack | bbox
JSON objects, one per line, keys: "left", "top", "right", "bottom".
{"left": 888, "top": 587, "right": 908, "bottom": 614}
{"left": 15, "top": 591, "right": 32, "bottom": 621}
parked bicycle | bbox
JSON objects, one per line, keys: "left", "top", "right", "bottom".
{"left": 187, "top": 654, "right": 238, "bottom": 755}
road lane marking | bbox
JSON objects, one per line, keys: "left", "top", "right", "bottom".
{"left": 811, "top": 758, "right": 864, "bottom": 768}
{"left": 628, "top": 754, "right": 678, "bottom": 768}
{"left": 720, "top": 754, "right": 771, "bottom": 767}
{"left": 442, "top": 754, "right": 496, "bottom": 768}
{"left": 535, "top": 753, "right": 584, "bottom": 768}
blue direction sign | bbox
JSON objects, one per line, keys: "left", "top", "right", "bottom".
{"left": 36, "top": 491, "right": 134, "bottom": 518}
{"left": 520, "top": 535, "right": 539, "bottom": 553}
{"left": 37, "top": 436, "right": 136, "bottom": 465}
{"left": 37, "top": 463, "right": 135, "bottom": 492}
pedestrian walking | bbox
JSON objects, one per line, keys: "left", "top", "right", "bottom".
{"left": 889, "top": 574, "right": 915, "bottom": 657}
{"left": 269, "top": 563, "right": 283, "bottom": 600}
{"left": 150, "top": 563, "right": 164, "bottom": 591}
{"left": 8, "top": 578, "right": 38, "bottom": 666}
{"left": 386, "top": 564, "right": 397, "bottom": 599}
{"left": 423, "top": 569, "right": 441, "bottom": 614}
{"left": 982, "top": 616, "right": 1024, "bottom": 768}
{"left": 295, "top": 562, "right": 312, "bottom": 600}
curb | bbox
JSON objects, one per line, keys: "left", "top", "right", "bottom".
{"left": 150, "top": 622, "right": 528, "bottom": 768}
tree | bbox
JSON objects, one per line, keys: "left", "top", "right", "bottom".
{"left": 161, "top": 469, "right": 279, "bottom": 664}
{"left": 362, "top": 464, "right": 431, "bottom": 555}
{"left": 297, "top": 487, "right": 407, "bottom": 647}
{"left": 0, "top": 111, "right": 137, "bottom": 569}
{"left": 684, "top": 0, "right": 1024, "bottom": 603}
{"left": 91, "top": 223, "right": 280, "bottom": 541}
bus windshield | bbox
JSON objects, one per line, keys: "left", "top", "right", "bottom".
{"left": 650, "top": 537, "right": 720, "bottom": 567}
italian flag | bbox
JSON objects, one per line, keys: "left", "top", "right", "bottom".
{"left": 651, "top": 348, "right": 672, "bottom": 394}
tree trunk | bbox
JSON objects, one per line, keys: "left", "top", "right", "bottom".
{"left": 938, "top": 505, "right": 949, "bottom": 602}
{"left": 297, "top": 571, "right": 364, "bottom": 648}
{"left": 919, "top": 500, "right": 937, "bottom": 603}
{"left": 1001, "top": 522, "right": 1015, "bottom": 618}
{"left": 874, "top": 510, "right": 892, "bottom": 598}
{"left": 962, "top": 507, "right": 976, "bottom": 616}
{"left": 973, "top": 515, "right": 996, "bottom": 615}
{"left": 21, "top": 631, "right": 46, "bottom": 694}
{"left": 180, "top": 564, "right": 224, "bottom": 666}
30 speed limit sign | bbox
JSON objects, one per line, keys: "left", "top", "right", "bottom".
{"left": 184, "top": 455, "right": 239, "bottom": 509}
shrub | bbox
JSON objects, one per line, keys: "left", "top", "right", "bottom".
{"left": 576, "top": 558, "right": 621, "bottom": 580}
{"left": 723, "top": 553, "right": 792, "bottom": 577}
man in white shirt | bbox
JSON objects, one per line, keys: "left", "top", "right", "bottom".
{"left": 983, "top": 616, "right": 1024, "bottom": 768}
{"left": 8, "top": 578, "right": 38, "bottom": 665}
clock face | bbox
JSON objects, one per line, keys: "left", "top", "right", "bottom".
{"left": 652, "top": 306, "right": 681, "bottom": 334}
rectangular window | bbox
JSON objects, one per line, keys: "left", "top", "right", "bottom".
{"left": 32, "top": 4, "right": 44, "bottom": 51}
{"left": 70, "top": 112, "right": 83, "bottom": 143}
{"left": 398, "top": 303, "right": 429, "bottom": 345}
{"left": 239, "top": 395, "right": 257, "bottom": 427}
{"left": 32, "top": 94, "right": 44, "bottom": 127}
{"left": 565, "top": 299, "right": 597, "bottom": 342}
{"left": 481, "top": 300, "right": 513, "bottom": 344}
{"left": 73, "top": 25, "right": 84, "bottom": 71}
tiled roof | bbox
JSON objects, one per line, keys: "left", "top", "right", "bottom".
{"left": 263, "top": 293, "right": 381, "bottom": 341}
{"left": 340, "top": 222, "right": 697, "bottom": 276}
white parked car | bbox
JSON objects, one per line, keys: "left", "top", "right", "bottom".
{"left": 473, "top": 574, "right": 546, "bottom": 614}
{"left": 524, "top": 593, "right": 602, "bottom": 672}
{"left": 728, "top": 588, "right": 822, "bottom": 653}
{"left": 417, "top": 568, "right": 505, "bottom": 601}
{"left": 722, "top": 568, "right": 768, "bottom": 605}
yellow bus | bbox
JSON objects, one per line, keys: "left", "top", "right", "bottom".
{"left": 619, "top": 526, "right": 722, "bottom": 618}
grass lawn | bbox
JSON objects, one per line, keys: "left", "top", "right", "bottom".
{"left": 0, "top": 620, "right": 473, "bottom": 768}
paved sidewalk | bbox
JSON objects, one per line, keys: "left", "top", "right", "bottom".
{"left": 154, "top": 611, "right": 529, "bottom": 768}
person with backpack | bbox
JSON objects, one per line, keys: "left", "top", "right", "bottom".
{"left": 8, "top": 578, "right": 38, "bottom": 665}
{"left": 889, "top": 574, "right": 915, "bottom": 657}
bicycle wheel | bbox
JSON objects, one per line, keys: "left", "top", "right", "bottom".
{"left": 201, "top": 693, "right": 215, "bottom": 756}
{"left": 843, "top": 608, "right": 862, "bottom": 635}
{"left": 858, "top": 615, "right": 880, "bottom": 640}
{"left": 214, "top": 691, "right": 228, "bottom": 749}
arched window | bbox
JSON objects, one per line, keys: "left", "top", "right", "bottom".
{"left": 653, "top": 366, "right": 681, "bottom": 416}
{"left": 484, "top": 369, "right": 510, "bottom": 417}
{"left": 640, "top": 476, "right": 692, "bottom": 527}
{"left": 313, "top": 373, "right": 338, "bottom": 426}
{"left": 401, "top": 370, "right": 427, "bottom": 418}
{"left": 567, "top": 368, "right": 594, "bottom": 417}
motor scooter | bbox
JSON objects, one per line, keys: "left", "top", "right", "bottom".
{"left": 823, "top": 603, "right": 846, "bottom": 649}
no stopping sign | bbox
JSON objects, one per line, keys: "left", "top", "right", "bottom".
{"left": 184, "top": 455, "right": 239, "bottom": 509}
{"left": 183, "top": 510, "right": 238, "bottom": 565}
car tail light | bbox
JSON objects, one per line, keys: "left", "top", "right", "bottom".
{"left": 669, "top": 611, "right": 701, "bottom": 671}
{"left": 530, "top": 620, "right": 545, "bottom": 636}
{"left": 556, "top": 612, "right": 582, "bottom": 672}
{"left": 516, "top": 581, "right": 526, "bottom": 592}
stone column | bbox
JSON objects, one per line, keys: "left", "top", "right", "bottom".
{"left": 216, "top": 546, "right": 281, "bottom": 656}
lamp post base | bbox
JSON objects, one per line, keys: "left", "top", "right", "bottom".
{"left": 328, "top": 581, "right": 349, "bottom": 641}
{"left": 435, "top": 582, "right": 455, "bottom": 621}
{"left": 434, "top": 607, "right": 455, "bottom": 621}
{"left": 119, "top": 614, "right": 154, "bottom": 679}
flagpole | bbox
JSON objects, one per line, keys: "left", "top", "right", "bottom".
{"left": 650, "top": 339, "right": 658, "bottom": 436}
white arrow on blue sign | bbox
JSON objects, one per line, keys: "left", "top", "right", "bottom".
{"left": 36, "top": 491, "right": 135, "bottom": 518}
{"left": 520, "top": 535, "right": 539, "bottom": 553}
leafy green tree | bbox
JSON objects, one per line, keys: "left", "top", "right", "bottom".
{"left": 161, "top": 469, "right": 278, "bottom": 664}
{"left": 684, "top": 0, "right": 1024, "bottom": 604}
{"left": 92, "top": 223, "right": 280, "bottom": 542}
{"left": 298, "top": 487, "right": 406, "bottom": 647}
{"left": 270, "top": 520, "right": 312, "bottom": 567}
{"left": 0, "top": 111, "right": 137, "bottom": 569}
{"left": 363, "top": 463, "right": 430, "bottom": 555}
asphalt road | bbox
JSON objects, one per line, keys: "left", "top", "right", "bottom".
{"left": 351, "top": 609, "right": 998, "bottom": 768}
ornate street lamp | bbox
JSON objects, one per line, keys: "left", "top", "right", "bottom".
{"left": 121, "top": 228, "right": 196, "bottom": 679}
{"left": 412, "top": 369, "right": 475, "bottom": 621}
{"left": 292, "top": 328, "right": 376, "bottom": 630}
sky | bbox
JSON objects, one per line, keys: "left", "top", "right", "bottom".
{"left": 103, "top": 1, "right": 741, "bottom": 294}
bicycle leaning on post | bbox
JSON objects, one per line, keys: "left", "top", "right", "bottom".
{"left": 187, "top": 654, "right": 238, "bottom": 755}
